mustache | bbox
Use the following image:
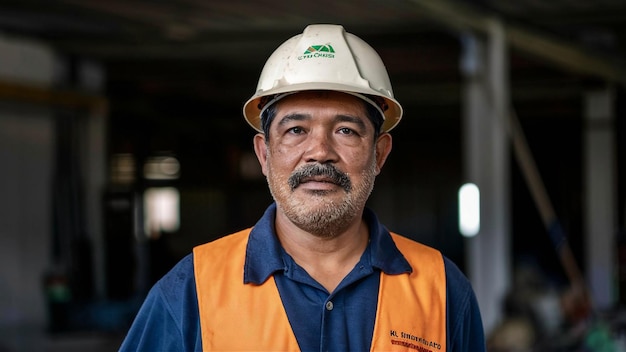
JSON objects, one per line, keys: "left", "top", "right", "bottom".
{"left": 288, "top": 164, "right": 352, "bottom": 192}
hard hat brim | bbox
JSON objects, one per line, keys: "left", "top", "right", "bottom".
{"left": 243, "top": 82, "right": 403, "bottom": 133}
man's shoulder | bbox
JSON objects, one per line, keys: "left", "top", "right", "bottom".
{"left": 388, "top": 232, "right": 471, "bottom": 285}
{"left": 194, "top": 228, "right": 252, "bottom": 250}
{"left": 151, "top": 253, "right": 197, "bottom": 307}
{"left": 153, "top": 227, "right": 252, "bottom": 302}
{"left": 158, "top": 253, "right": 195, "bottom": 286}
{"left": 441, "top": 256, "right": 473, "bottom": 290}
{"left": 193, "top": 228, "right": 251, "bottom": 256}
{"left": 388, "top": 232, "right": 442, "bottom": 257}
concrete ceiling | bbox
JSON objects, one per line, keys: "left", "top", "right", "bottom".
{"left": 0, "top": 0, "right": 624, "bottom": 81}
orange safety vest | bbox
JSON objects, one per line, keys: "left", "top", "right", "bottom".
{"left": 194, "top": 228, "right": 446, "bottom": 351}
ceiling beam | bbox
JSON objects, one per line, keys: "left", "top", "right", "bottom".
{"left": 408, "top": 0, "right": 626, "bottom": 85}
{"left": 0, "top": 80, "right": 107, "bottom": 112}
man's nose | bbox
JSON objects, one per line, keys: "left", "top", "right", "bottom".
{"left": 303, "top": 131, "right": 339, "bottom": 163}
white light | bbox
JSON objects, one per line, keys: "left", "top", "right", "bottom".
{"left": 459, "top": 183, "right": 480, "bottom": 237}
{"left": 144, "top": 187, "right": 180, "bottom": 238}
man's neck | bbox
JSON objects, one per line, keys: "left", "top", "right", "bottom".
{"left": 274, "top": 211, "right": 369, "bottom": 293}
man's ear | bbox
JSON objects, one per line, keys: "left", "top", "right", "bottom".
{"left": 253, "top": 133, "right": 269, "bottom": 176}
{"left": 374, "top": 132, "right": 392, "bottom": 175}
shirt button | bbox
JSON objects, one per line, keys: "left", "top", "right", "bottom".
{"left": 325, "top": 301, "right": 334, "bottom": 311}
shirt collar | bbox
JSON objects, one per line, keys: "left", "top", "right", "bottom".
{"left": 244, "top": 203, "right": 412, "bottom": 284}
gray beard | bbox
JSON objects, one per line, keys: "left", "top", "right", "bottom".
{"left": 268, "top": 164, "right": 377, "bottom": 238}
{"left": 279, "top": 197, "right": 358, "bottom": 238}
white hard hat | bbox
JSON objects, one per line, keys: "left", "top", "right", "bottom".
{"left": 243, "top": 24, "right": 403, "bottom": 133}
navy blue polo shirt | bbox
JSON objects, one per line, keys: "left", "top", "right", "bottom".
{"left": 244, "top": 204, "right": 412, "bottom": 351}
{"left": 119, "top": 203, "right": 486, "bottom": 352}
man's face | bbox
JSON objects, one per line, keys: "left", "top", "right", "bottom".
{"left": 253, "top": 91, "right": 392, "bottom": 237}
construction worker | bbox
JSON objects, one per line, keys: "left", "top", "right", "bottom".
{"left": 120, "top": 24, "right": 486, "bottom": 351}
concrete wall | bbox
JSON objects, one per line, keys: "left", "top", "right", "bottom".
{"left": 0, "top": 35, "right": 58, "bottom": 329}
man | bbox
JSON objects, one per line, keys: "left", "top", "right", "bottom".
{"left": 120, "top": 24, "right": 485, "bottom": 351}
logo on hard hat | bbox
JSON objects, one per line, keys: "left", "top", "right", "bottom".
{"left": 298, "top": 44, "right": 335, "bottom": 60}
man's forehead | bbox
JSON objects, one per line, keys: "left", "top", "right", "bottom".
{"left": 275, "top": 91, "right": 368, "bottom": 114}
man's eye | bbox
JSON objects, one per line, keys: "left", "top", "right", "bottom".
{"left": 338, "top": 127, "right": 355, "bottom": 135}
{"left": 288, "top": 127, "right": 304, "bottom": 134}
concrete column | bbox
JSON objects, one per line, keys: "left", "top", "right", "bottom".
{"left": 460, "top": 19, "right": 511, "bottom": 335}
{"left": 584, "top": 88, "right": 616, "bottom": 310}
{"left": 77, "top": 60, "right": 108, "bottom": 299}
{"left": 0, "top": 35, "right": 57, "bottom": 331}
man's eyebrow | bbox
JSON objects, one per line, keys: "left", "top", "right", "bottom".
{"left": 276, "top": 112, "right": 368, "bottom": 131}
{"left": 277, "top": 113, "right": 310, "bottom": 127}
{"left": 336, "top": 114, "right": 367, "bottom": 131}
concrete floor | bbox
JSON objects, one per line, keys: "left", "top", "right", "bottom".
{"left": 0, "top": 326, "right": 125, "bottom": 352}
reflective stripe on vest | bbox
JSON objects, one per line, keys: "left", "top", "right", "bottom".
{"left": 194, "top": 229, "right": 446, "bottom": 351}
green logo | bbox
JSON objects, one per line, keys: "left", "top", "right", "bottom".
{"left": 298, "top": 44, "right": 335, "bottom": 60}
